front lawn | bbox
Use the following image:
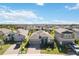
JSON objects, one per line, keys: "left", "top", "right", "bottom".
{"left": 0, "top": 44, "right": 11, "bottom": 55}
{"left": 41, "top": 27, "right": 63, "bottom": 54}
{"left": 19, "top": 36, "right": 29, "bottom": 54}
{"left": 41, "top": 42, "right": 63, "bottom": 54}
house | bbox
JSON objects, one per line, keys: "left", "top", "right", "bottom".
{"left": 29, "top": 30, "right": 54, "bottom": 48}
{"left": 0, "top": 28, "right": 11, "bottom": 36}
{"left": 13, "top": 29, "right": 29, "bottom": 42}
{"left": 0, "top": 28, "right": 12, "bottom": 41}
{"left": 55, "top": 28, "right": 75, "bottom": 45}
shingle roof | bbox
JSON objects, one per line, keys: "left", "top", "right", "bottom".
{"left": 30, "top": 30, "right": 53, "bottom": 40}
{"left": 0, "top": 28, "right": 11, "bottom": 35}
{"left": 17, "top": 29, "right": 28, "bottom": 37}
{"left": 55, "top": 28, "right": 73, "bottom": 34}
{"left": 72, "top": 28, "right": 79, "bottom": 32}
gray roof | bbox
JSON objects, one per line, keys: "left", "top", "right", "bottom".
{"left": 55, "top": 28, "right": 73, "bottom": 34}
{"left": 17, "top": 29, "right": 29, "bottom": 37}
{"left": 0, "top": 28, "right": 11, "bottom": 35}
{"left": 30, "top": 30, "right": 53, "bottom": 40}
{"left": 72, "top": 28, "right": 79, "bottom": 32}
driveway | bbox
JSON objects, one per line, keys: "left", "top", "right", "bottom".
{"left": 27, "top": 44, "right": 40, "bottom": 54}
{"left": 4, "top": 44, "right": 20, "bottom": 55}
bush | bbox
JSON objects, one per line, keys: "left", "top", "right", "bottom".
{"left": 75, "top": 40, "right": 79, "bottom": 44}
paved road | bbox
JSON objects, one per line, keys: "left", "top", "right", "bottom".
{"left": 4, "top": 44, "right": 20, "bottom": 55}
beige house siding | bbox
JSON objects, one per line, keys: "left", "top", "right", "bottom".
{"left": 73, "top": 28, "right": 79, "bottom": 40}
{"left": 55, "top": 28, "right": 75, "bottom": 45}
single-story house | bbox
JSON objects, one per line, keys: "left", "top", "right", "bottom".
{"left": 13, "top": 29, "right": 29, "bottom": 42}
{"left": 29, "top": 30, "right": 54, "bottom": 48}
{"left": 0, "top": 28, "right": 12, "bottom": 41}
{"left": 55, "top": 28, "right": 75, "bottom": 45}
{"left": 0, "top": 28, "right": 12, "bottom": 36}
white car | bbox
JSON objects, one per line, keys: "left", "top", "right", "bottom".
{"left": 73, "top": 45, "right": 79, "bottom": 49}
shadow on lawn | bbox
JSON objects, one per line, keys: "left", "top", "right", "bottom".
{"left": 54, "top": 40, "right": 64, "bottom": 53}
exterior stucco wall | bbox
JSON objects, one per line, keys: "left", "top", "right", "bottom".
{"left": 74, "top": 31, "right": 79, "bottom": 40}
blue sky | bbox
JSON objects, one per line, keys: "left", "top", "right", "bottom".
{"left": 0, "top": 3, "right": 79, "bottom": 24}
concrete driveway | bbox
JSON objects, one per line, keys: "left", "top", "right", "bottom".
{"left": 27, "top": 44, "right": 40, "bottom": 54}
{"left": 4, "top": 44, "right": 20, "bottom": 55}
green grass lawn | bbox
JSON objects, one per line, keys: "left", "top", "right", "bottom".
{"left": 41, "top": 42, "right": 63, "bottom": 54}
{"left": 41, "top": 28, "right": 63, "bottom": 54}
{"left": 41, "top": 48, "right": 60, "bottom": 54}
{"left": 19, "top": 36, "right": 29, "bottom": 54}
{"left": 0, "top": 44, "right": 11, "bottom": 55}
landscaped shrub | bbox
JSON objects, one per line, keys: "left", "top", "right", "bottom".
{"left": 75, "top": 40, "right": 79, "bottom": 44}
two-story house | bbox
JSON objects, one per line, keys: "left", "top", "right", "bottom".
{"left": 55, "top": 28, "right": 75, "bottom": 45}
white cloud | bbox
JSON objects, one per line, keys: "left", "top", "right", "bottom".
{"left": 0, "top": 5, "right": 44, "bottom": 24}
{"left": 0, "top": 5, "right": 79, "bottom": 24}
{"left": 36, "top": 3, "right": 44, "bottom": 6}
{"left": 65, "top": 3, "right": 79, "bottom": 10}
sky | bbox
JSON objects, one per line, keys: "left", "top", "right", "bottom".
{"left": 0, "top": 3, "right": 79, "bottom": 24}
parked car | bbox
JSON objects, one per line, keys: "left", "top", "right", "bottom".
{"left": 14, "top": 42, "right": 22, "bottom": 49}
{"left": 69, "top": 44, "right": 79, "bottom": 55}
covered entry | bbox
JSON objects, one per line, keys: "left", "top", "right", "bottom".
{"left": 29, "top": 30, "right": 54, "bottom": 49}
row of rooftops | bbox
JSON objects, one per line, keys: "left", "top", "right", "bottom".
{"left": 0, "top": 27, "right": 79, "bottom": 37}
{"left": 0, "top": 28, "right": 28, "bottom": 37}
{"left": 1, "top": 24, "right": 79, "bottom": 30}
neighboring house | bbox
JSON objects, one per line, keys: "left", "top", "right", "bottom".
{"left": 0, "top": 28, "right": 11, "bottom": 36}
{"left": 13, "top": 29, "right": 29, "bottom": 42}
{"left": 0, "top": 28, "right": 12, "bottom": 41}
{"left": 55, "top": 28, "right": 75, "bottom": 45}
{"left": 72, "top": 28, "right": 79, "bottom": 40}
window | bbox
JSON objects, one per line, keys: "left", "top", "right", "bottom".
{"left": 63, "top": 33, "right": 73, "bottom": 39}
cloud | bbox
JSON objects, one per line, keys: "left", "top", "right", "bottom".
{"left": 36, "top": 3, "right": 44, "bottom": 6}
{"left": 0, "top": 5, "right": 79, "bottom": 24}
{"left": 65, "top": 3, "right": 79, "bottom": 10}
{"left": 0, "top": 5, "right": 44, "bottom": 24}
